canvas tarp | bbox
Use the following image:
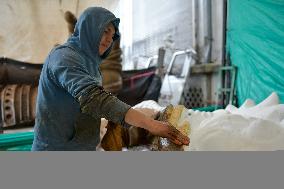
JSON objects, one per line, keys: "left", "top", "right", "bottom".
{"left": 0, "top": 0, "right": 118, "bottom": 63}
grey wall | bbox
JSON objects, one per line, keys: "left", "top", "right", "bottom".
{"left": 129, "top": 0, "right": 224, "bottom": 66}
{"left": 132, "top": 0, "right": 193, "bottom": 58}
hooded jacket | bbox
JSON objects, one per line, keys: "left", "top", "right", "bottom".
{"left": 32, "top": 7, "right": 131, "bottom": 151}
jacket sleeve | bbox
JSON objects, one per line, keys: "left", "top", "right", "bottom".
{"left": 78, "top": 87, "right": 131, "bottom": 126}
{"left": 47, "top": 50, "right": 131, "bottom": 126}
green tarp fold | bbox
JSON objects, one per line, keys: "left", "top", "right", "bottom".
{"left": 0, "top": 132, "right": 33, "bottom": 151}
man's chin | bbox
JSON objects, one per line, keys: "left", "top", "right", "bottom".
{"left": 99, "top": 50, "right": 104, "bottom": 56}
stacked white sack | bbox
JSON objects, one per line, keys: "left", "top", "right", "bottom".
{"left": 127, "top": 93, "right": 284, "bottom": 151}
{"left": 188, "top": 92, "right": 284, "bottom": 151}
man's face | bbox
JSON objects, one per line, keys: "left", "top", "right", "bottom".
{"left": 99, "top": 23, "right": 115, "bottom": 56}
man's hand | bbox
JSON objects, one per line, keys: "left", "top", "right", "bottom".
{"left": 147, "top": 120, "right": 190, "bottom": 145}
{"left": 125, "top": 108, "right": 190, "bottom": 146}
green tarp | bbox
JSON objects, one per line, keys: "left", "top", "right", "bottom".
{"left": 0, "top": 132, "right": 33, "bottom": 151}
{"left": 227, "top": 0, "right": 284, "bottom": 105}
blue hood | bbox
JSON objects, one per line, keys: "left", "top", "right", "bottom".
{"left": 67, "top": 7, "right": 120, "bottom": 62}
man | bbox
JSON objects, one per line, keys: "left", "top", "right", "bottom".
{"left": 32, "top": 7, "right": 189, "bottom": 151}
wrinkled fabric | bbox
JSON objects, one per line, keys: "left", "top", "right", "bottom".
{"left": 32, "top": 7, "right": 131, "bottom": 151}
{"left": 227, "top": 0, "right": 284, "bottom": 105}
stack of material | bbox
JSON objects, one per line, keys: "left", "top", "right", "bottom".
{"left": 188, "top": 92, "right": 284, "bottom": 151}
{"left": 100, "top": 39, "right": 123, "bottom": 94}
{"left": 64, "top": 11, "right": 77, "bottom": 37}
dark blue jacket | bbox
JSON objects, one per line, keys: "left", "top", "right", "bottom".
{"left": 32, "top": 7, "right": 130, "bottom": 151}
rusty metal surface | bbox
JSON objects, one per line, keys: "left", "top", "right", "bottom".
{"left": 30, "top": 86, "right": 38, "bottom": 119}
{"left": 0, "top": 58, "right": 41, "bottom": 129}
{"left": 0, "top": 84, "right": 37, "bottom": 128}
{"left": 22, "top": 85, "right": 31, "bottom": 121}
{"left": 1, "top": 85, "right": 17, "bottom": 127}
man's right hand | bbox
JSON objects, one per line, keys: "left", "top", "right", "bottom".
{"left": 125, "top": 108, "right": 190, "bottom": 146}
{"left": 147, "top": 119, "right": 190, "bottom": 146}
